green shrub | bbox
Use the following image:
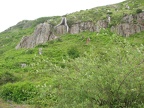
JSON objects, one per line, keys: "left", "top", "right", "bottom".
{"left": 0, "top": 82, "right": 38, "bottom": 103}
{"left": 57, "top": 37, "right": 63, "bottom": 42}
{"left": 136, "top": 9, "right": 142, "bottom": 14}
{"left": 0, "top": 50, "right": 4, "bottom": 54}
{"left": 107, "top": 11, "right": 113, "bottom": 15}
{"left": 0, "top": 72, "right": 17, "bottom": 85}
{"left": 25, "top": 49, "right": 34, "bottom": 54}
{"left": 36, "top": 44, "right": 48, "bottom": 48}
{"left": 67, "top": 47, "right": 80, "bottom": 59}
{"left": 67, "top": 19, "right": 75, "bottom": 27}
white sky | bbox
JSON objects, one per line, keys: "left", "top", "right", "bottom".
{"left": 0, "top": 0, "right": 125, "bottom": 32}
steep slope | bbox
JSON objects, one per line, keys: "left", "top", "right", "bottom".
{"left": 0, "top": 0, "right": 144, "bottom": 107}
{"left": 14, "top": 0, "right": 144, "bottom": 48}
{"left": 1, "top": 30, "right": 144, "bottom": 107}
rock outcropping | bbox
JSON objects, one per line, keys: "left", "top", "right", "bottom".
{"left": 16, "top": 18, "right": 108, "bottom": 49}
{"left": 70, "top": 20, "right": 108, "bottom": 34}
{"left": 16, "top": 17, "right": 69, "bottom": 49}
{"left": 111, "top": 12, "right": 144, "bottom": 36}
{"left": 54, "top": 17, "right": 69, "bottom": 35}
{"left": 55, "top": 25, "right": 68, "bottom": 35}
{"left": 16, "top": 12, "right": 144, "bottom": 49}
{"left": 16, "top": 23, "right": 57, "bottom": 49}
{"left": 70, "top": 21, "right": 94, "bottom": 34}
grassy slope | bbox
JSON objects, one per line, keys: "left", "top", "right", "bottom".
{"left": 0, "top": 0, "right": 144, "bottom": 107}
{"left": 0, "top": 30, "right": 144, "bottom": 107}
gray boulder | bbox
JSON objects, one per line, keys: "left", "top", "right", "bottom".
{"left": 16, "top": 22, "right": 57, "bottom": 49}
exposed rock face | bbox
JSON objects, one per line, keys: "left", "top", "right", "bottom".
{"left": 137, "top": 12, "right": 144, "bottom": 25}
{"left": 121, "top": 14, "right": 134, "bottom": 23}
{"left": 70, "top": 20, "right": 108, "bottom": 34}
{"left": 79, "top": 21, "right": 94, "bottom": 32}
{"left": 54, "top": 17, "right": 69, "bottom": 35}
{"left": 16, "top": 12, "right": 144, "bottom": 49}
{"left": 16, "top": 22, "right": 57, "bottom": 49}
{"left": 16, "top": 19, "right": 109, "bottom": 48}
{"left": 111, "top": 23, "right": 142, "bottom": 36}
{"left": 55, "top": 25, "right": 67, "bottom": 35}
{"left": 16, "top": 17, "right": 70, "bottom": 49}
{"left": 70, "top": 23, "right": 80, "bottom": 34}
{"left": 95, "top": 20, "right": 108, "bottom": 32}
{"left": 111, "top": 12, "right": 144, "bottom": 37}
{"left": 15, "top": 36, "right": 32, "bottom": 49}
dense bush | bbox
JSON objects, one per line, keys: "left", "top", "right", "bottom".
{"left": 107, "top": 11, "right": 113, "bottom": 15}
{"left": 67, "top": 47, "right": 80, "bottom": 59}
{"left": 52, "top": 38, "right": 144, "bottom": 107}
{"left": 0, "top": 82, "right": 38, "bottom": 103}
{"left": 136, "top": 9, "right": 142, "bottom": 13}
{"left": 1, "top": 30, "right": 144, "bottom": 107}
{"left": 0, "top": 72, "right": 17, "bottom": 85}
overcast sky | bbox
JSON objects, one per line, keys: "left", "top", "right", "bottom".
{"left": 0, "top": 0, "right": 125, "bottom": 32}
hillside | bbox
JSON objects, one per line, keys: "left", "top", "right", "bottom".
{"left": 0, "top": 0, "right": 144, "bottom": 107}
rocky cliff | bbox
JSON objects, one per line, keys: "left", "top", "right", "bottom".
{"left": 70, "top": 20, "right": 108, "bottom": 34}
{"left": 16, "top": 23, "right": 57, "bottom": 49}
{"left": 16, "top": 19, "right": 108, "bottom": 49}
{"left": 111, "top": 12, "right": 144, "bottom": 36}
{"left": 16, "top": 12, "right": 144, "bottom": 49}
{"left": 16, "top": 17, "right": 69, "bottom": 49}
{"left": 54, "top": 17, "right": 69, "bottom": 35}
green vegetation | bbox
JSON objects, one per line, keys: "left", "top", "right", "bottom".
{"left": 0, "top": 0, "right": 144, "bottom": 107}
{"left": 136, "top": 9, "right": 143, "bottom": 13}
{"left": 0, "top": 72, "right": 18, "bottom": 85}
{"left": 0, "top": 30, "right": 144, "bottom": 107}
{"left": 1, "top": 82, "right": 37, "bottom": 103}
{"left": 67, "top": 46, "right": 80, "bottom": 59}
